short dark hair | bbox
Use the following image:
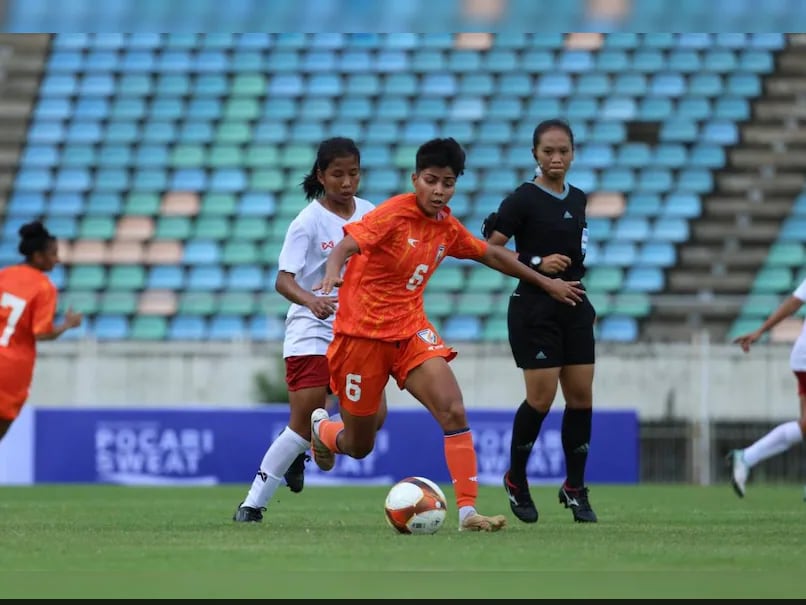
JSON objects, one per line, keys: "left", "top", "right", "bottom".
{"left": 18, "top": 220, "right": 54, "bottom": 258}
{"left": 301, "top": 137, "right": 361, "bottom": 201}
{"left": 532, "top": 118, "right": 575, "bottom": 149}
{"left": 415, "top": 137, "right": 466, "bottom": 177}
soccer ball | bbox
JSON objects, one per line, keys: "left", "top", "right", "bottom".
{"left": 384, "top": 476, "right": 448, "bottom": 535}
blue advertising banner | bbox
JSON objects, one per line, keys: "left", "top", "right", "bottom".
{"left": 34, "top": 407, "right": 638, "bottom": 485}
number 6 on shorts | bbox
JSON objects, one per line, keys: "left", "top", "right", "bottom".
{"left": 345, "top": 373, "right": 362, "bottom": 402}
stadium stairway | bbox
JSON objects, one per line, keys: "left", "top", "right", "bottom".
{"left": 643, "top": 33, "right": 806, "bottom": 342}
{"left": 0, "top": 34, "right": 50, "bottom": 213}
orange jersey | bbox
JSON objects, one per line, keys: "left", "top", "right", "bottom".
{"left": 0, "top": 264, "right": 57, "bottom": 398}
{"left": 335, "top": 193, "right": 488, "bottom": 340}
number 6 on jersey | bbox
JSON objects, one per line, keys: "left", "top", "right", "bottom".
{"left": 406, "top": 264, "right": 429, "bottom": 291}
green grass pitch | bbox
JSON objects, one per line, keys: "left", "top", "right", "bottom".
{"left": 1, "top": 484, "right": 805, "bottom": 598}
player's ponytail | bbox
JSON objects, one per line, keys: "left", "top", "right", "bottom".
{"left": 18, "top": 220, "right": 54, "bottom": 258}
{"left": 301, "top": 160, "right": 324, "bottom": 201}
{"left": 300, "top": 137, "right": 361, "bottom": 201}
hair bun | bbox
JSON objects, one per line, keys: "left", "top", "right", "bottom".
{"left": 18, "top": 220, "right": 49, "bottom": 239}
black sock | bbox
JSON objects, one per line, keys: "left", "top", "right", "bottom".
{"left": 562, "top": 407, "right": 592, "bottom": 488}
{"left": 508, "top": 400, "right": 547, "bottom": 484}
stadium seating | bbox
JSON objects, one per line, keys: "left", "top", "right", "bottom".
{"left": 4, "top": 2, "right": 806, "bottom": 37}
{"left": 4, "top": 33, "right": 785, "bottom": 341}
{"left": 729, "top": 189, "right": 806, "bottom": 341}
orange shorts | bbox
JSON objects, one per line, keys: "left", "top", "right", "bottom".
{"left": 0, "top": 361, "right": 32, "bottom": 421}
{"left": 327, "top": 325, "right": 457, "bottom": 417}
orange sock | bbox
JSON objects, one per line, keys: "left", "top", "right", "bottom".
{"left": 443, "top": 429, "right": 478, "bottom": 508}
{"left": 319, "top": 418, "right": 345, "bottom": 453}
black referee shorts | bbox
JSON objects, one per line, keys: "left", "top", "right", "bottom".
{"left": 506, "top": 291, "right": 596, "bottom": 369}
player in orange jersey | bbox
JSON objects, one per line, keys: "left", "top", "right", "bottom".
{"left": 310, "top": 138, "right": 585, "bottom": 532}
{"left": 0, "top": 220, "right": 82, "bottom": 442}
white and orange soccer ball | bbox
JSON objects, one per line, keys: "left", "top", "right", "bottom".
{"left": 384, "top": 476, "right": 448, "bottom": 535}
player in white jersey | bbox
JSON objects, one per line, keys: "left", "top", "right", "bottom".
{"left": 234, "top": 137, "right": 387, "bottom": 522}
{"left": 728, "top": 277, "right": 806, "bottom": 498}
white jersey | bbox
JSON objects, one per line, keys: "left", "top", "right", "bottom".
{"left": 790, "top": 278, "right": 806, "bottom": 371}
{"left": 277, "top": 196, "right": 375, "bottom": 358}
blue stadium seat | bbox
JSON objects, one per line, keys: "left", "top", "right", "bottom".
{"left": 169, "top": 315, "right": 208, "bottom": 340}
{"left": 636, "top": 97, "right": 672, "bottom": 121}
{"left": 147, "top": 266, "right": 185, "bottom": 289}
{"left": 677, "top": 169, "right": 713, "bottom": 193}
{"left": 660, "top": 119, "right": 698, "bottom": 143}
{"left": 613, "top": 216, "right": 651, "bottom": 241}
{"left": 598, "top": 315, "right": 638, "bottom": 342}
{"left": 442, "top": 315, "right": 482, "bottom": 342}
{"left": 678, "top": 97, "right": 711, "bottom": 120}
{"left": 93, "top": 315, "right": 129, "bottom": 340}
{"left": 624, "top": 266, "right": 665, "bottom": 292}
{"left": 638, "top": 242, "right": 676, "bottom": 267}
{"left": 654, "top": 144, "right": 687, "bottom": 168}
{"left": 627, "top": 193, "right": 662, "bottom": 216}
{"left": 780, "top": 217, "right": 806, "bottom": 241}
{"left": 49, "top": 193, "right": 84, "bottom": 215}
{"left": 54, "top": 168, "right": 90, "bottom": 192}
{"left": 226, "top": 265, "right": 265, "bottom": 290}
{"left": 703, "top": 49, "right": 738, "bottom": 72}
{"left": 632, "top": 48, "right": 666, "bottom": 72}
{"left": 186, "top": 266, "right": 225, "bottom": 290}
{"left": 8, "top": 192, "right": 46, "bottom": 216}
{"left": 701, "top": 121, "right": 738, "bottom": 145}
{"left": 0, "top": 239, "right": 19, "bottom": 265}
{"left": 637, "top": 168, "right": 673, "bottom": 193}
{"left": 44, "top": 216, "right": 78, "bottom": 239}
{"left": 602, "top": 242, "right": 637, "bottom": 267}
{"left": 183, "top": 240, "right": 221, "bottom": 265}
{"left": 663, "top": 193, "right": 702, "bottom": 218}
{"left": 653, "top": 217, "right": 690, "bottom": 242}
{"left": 792, "top": 194, "right": 806, "bottom": 216}
{"left": 248, "top": 315, "right": 285, "bottom": 341}
{"left": 208, "top": 315, "right": 247, "bottom": 340}
{"left": 537, "top": 73, "right": 572, "bottom": 97}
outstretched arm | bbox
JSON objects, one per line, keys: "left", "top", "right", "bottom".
{"left": 734, "top": 295, "right": 805, "bottom": 352}
{"left": 487, "top": 230, "right": 571, "bottom": 275}
{"left": 477, "top": 244, "right": 584, "bottom": 306}
{"left": 35, "top": 309, "right": 82, "bottom": 341}
{"left": 315, "top": 234, "right": 361, "bottom": 295}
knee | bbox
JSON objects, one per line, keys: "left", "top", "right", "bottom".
{"left": 431, "top": 397, "right": 468, "bottom": 431}
{"left": 564, "top": 395, "right": 592, "bottom": 409}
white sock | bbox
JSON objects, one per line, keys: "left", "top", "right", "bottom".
{"left": 458, "top": 505, "right": 476, "bottom": 525}
{"left": 243, "top": 427, "right": 309, "bottom": 509}
{"left": 743, "top": 420, "right": 803, "bottom": 468}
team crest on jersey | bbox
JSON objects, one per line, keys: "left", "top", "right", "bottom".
{"left": 417, "top": 328, "right": 438, "bottom": 345}
{"left": 434, "top": 244, "right": 446, "bottom": 264}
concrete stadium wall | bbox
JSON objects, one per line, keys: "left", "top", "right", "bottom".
{"left": 28, "top": 338, "right": 801, "bottom": 422}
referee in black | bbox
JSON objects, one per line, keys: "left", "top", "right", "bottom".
{"left": 482, "top": 119, "right": 597, "bottom": 524}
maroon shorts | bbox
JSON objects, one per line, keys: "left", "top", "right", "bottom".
{"left": 795, "top": 371, "right": 806, "bottom": 397}
{"left": 285, "top": 355, "right": 330, "bottom": 392}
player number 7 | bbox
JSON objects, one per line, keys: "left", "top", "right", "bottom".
{"left": 0, "top": 292, "right": 27, "bottom": 347}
